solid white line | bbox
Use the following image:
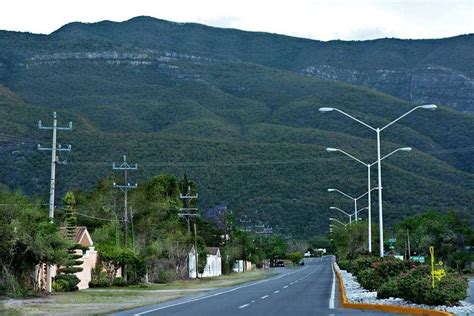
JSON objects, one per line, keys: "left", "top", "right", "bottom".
{"left": 133, "top": 266, "right": 310, "bottom": 315}
{"left": 329, "top": 266, "right": 336, "bottom": 309}
{"left": 260, "top": 295, "right": 269, "bottom": 299}
{"left": 238, "top": 304, "right": 249, "bottom": 309}
{"left": 273, "top": 290, "right": 280, "bottom": 294}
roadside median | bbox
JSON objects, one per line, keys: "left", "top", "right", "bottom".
{"left": 333, "top": 263, "right": 453, "bottom": 316}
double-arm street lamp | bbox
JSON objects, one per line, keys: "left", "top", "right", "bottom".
{"left": 329, "top": 217, "right": 349, "bottom": 227}
{"left": 320, "top": 104, "right": 436, "bottom": 257}
{"left": 330, "top": 206, "right": 353, "bottom": 224}
{"left": 327, "top": 187, "right": 378, "bottom": 221}
{"left": 327, "top": 147, "right": 411, "bottom": 253}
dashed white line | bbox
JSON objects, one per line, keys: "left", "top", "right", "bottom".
{"left": 132, "top": 267, "right": 309, "bottom": 315}
{"left": 274, "top": 290, "right": 280, "bottom": 294}
{"left": 261, "top": 295, "right": 269, "bottom": 299}
{"left": 283, "top": 285, "right": 288, "bottom": 288}
{"left": 239, "top": 304, "right": 250, "bottom": 309}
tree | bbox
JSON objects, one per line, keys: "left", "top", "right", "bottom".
{"left": 394, "top": 210, "right": 474, "bottom": 270}
{"left": 0, "top": 186, "right": 69, "bottom": 295}
{"left": 55, "top": 192, "right": 83, "bottom": 291}
{"left": 287, "top": 251, "right": 303, "bottom": 266}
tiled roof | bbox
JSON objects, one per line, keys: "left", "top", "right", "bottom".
{"left": 59, "top": 226, "right": 91, "bottom": 245}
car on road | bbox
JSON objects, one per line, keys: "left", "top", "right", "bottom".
{"left": 275, "top": 260, "right": 285, "bottom": 267}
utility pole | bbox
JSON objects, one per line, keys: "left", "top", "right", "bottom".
{"left": 407, "top": 228, "right": 411, "bottom": 260}
{"left": 194, "top": 222, "right": 199, "bottom": 278}
{"left": 178, "top": 173, "right": 200, "bottom": 277}
{"left": 130, "top": 207, "right": 135, "bottom": 252}
{"left": 240, "top": 216, "right": 251, "bottom": 272}
{"left": 37, "top": 111, "right": 72, "bottom": 293}
{"left": 112, "top": 155, "right": 137, "bottom": 248}
{"left": 178, "top": 173, "right": 199, "bottom": 232}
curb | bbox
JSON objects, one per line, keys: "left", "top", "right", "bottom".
{"left": 333, "top": 263, "right": 453, "bottom": 316}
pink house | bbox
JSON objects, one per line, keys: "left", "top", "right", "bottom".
{"left": 37, "top": 226, "right": 98, "bottom": 290}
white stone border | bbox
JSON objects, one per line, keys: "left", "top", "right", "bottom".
{"left": 335, "top": 263, "right": 474, "bottom": 316}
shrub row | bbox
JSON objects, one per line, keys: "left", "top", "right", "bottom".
{"left": 339, "top": 256, "right": 468, "bottom": 306}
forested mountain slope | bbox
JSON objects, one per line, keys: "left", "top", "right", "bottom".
{"left": 0, "top": 17, "right": 473, "bottom": 238}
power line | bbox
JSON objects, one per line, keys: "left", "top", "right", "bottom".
{"left": 76, "top": 211, "right": 121, "bottom": 222}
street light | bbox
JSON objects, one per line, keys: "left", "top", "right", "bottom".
{"left": 327, "top": 188, "right": 379, "bottom": 221}
{"left": 330, "top": 206, "right": 353, "bottom": 224}
{"left": 326, "top": 147, "right": 411, "bottom": 253}
{"left": 326, "top": 147, "right": 412, "bottom": 253}
{"left": 321, "top": 104, "right": 436, "bottom": 257}
{"left": 329, "top": 217, "right": 349, "bottom": 227}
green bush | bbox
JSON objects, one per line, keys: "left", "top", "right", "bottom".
{"left": 112, "top": 277, "right": 126, "bottom": 287}
{"left": 52, "top": 279, "right": 69, "bottom": 292}
{"left": 396, "top": 266, "right": 468, "bottom": 306}
{"left": 158, "top": 270, "right": 176, "bottom": 283}
{"left": 54, "top": 274, "right": 80, "bottom": 292}
{"left": 351, "top": 256, "right": 379, "bottom": 276}
{"left": 357, "top": 268, "right": 380, "bottom": 291}
{"left": 337, "top": 259, "right": 352, "bottom": 271}
{"left": 89, "top": 276, "right": 110, "bottom": 288}
{"left": 370, "top": 257, "right": 414, "bottom": 280}
{"left": 377, "top": 278, "right": 400, "bottom": 299}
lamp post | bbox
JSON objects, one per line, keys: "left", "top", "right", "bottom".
{"left": 329, "top": 217, "right": 349, "bottom": 227}
{"left": 320, "top": 104, "right": 436, "bottom": 257}
{"left": 327, "top": 147, "right": 412, "bottom": 253}
{"left": 330, "top": 206, "right": 353, "bottom": 224}
{"left": 327, "top": 188, "right": 378, "bottom": 221}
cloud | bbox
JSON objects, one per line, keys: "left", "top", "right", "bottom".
{"left": 197, "top": 16, "right": 241, "bottom": 29}
{"left": 342, "top": 27, "right": 398, "bottom": 40}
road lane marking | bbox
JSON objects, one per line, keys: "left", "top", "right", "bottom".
{"left": 238, "top": 304, "right": 249, "bottom": 309}
{"left": 274, "top": 290, "right": 280, "bottom": 294}
{"left": 260, "top": 295, "right": 269, "bottom": 299}
{"left": 133, "top": 266, "right": 312, "bottom": 315}
{"left": 329, "top": 266, "right": 336, "bottom": 309}
{"left": 283, "top": 285, "right": 288, "bottom": 288}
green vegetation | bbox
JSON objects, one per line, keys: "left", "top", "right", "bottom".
{"left": 0, "top": 186, "right": 70, "bottom": 297}
{"left": 0, "top": 18, "right": 472, "bottom": 242}
{"left": 334, "top": 210, "right": 472, "bottom": 306}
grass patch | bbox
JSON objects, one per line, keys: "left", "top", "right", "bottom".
{"left": 0, "top": 269, "right": 277, "bottom": 315}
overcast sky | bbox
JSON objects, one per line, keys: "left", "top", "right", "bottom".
{"left": 1, "top": 0, "right": 472, "bottom": 41}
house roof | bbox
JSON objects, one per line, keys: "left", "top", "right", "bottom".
{"left": 60, "top": 226, "right": 93, "bottom": 247}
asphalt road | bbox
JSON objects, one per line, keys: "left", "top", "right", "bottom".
{"left": 112, "top": 256, "right": 397, "bottom": 316}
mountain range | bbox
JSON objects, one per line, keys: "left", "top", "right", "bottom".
{"left": 0, "top": 16, "right": 473, "bottom": 238}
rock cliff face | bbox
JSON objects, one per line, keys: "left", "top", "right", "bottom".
{"left": 302, "top": 65, "right": 474, "bottom": 114}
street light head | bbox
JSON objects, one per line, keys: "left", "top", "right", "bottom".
{"left": 326, "top": 148, "right": 338, "bottom": 152}
{"left": 420, "top": 104, "right": 437, "bottom": 110}
{"left": 329, "top": 206, "right": 338, "bottom": 210}
{"left": 327, "top": 189, "right": 335, "bottom": 192}
{"left": 319, "top": 107, "right": 335, "bottom": 112}
{"left": 401, "top": 147, "right": 412, "bottom": 151}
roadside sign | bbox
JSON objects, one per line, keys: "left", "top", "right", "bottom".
{"left": 411, "top": 256, "right": 425, "bottom": 263}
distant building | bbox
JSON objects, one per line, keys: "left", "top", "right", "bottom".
{"left": 188, "top": 246, "right": 222, "bottom": 278}
{"left": 37, "top": 226, "right": 98, "bottom": 290}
